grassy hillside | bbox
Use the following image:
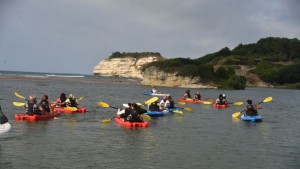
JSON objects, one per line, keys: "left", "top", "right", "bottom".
{"left": 142, "top": 37, "right": 300, "bottom": 89}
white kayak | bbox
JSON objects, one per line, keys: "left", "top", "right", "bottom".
{"left": 143, "top": 92, "right": 170, "bottom": 96}
{"left": 0, "top": 122, "right": 11, "bottom": 135}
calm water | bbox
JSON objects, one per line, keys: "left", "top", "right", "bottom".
{"left": 0, "top": 77, "right": 299, "bottom": 169}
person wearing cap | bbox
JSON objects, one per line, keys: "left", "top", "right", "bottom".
{"left": 24, "top": 95, "right": 39, "bottom": 115}
{"left": 64, "top": 94, "right": 78, "bottom": 107}
{"left": 215, "top": 94, "right": 227, "bottom": 105}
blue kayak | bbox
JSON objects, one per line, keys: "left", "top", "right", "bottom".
{"left": 145, "top": 109, "right": 176, "bottom": 117}
{"left": 145, "top": 110, "right": 165, "bottom": 117}
{"left": 143, "top": 92, "right": 170, "bottom": 96}
{"left": 241, "top": 115, "right": 263, "bottom": 122}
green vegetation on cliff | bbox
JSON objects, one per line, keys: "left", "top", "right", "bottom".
{"left": 108, "top": 52, "right": 163, "bottom": 60}
{"left": 142, "top": 37, "right": 300, "bottom": 89}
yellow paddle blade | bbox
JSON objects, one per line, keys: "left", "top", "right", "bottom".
{"left": 177, "top": 102, "right": 186, "bottom": 105}
{"left": 263, "top": 97, "right": 272, "bottom": 103}
{"left": 101, "top": 119, "right": 112, "bottom": 123}
{"left": 232, "top": 112, "right": 241, "bottom": 118}
{"left": 141, "top": 114, "right": 151, "bottom": 120}
{"left": 203, "top": 101, "right": 212, "bottom": 105}
{"left": 173, "top": 110, "right": 183, "bottom": 114}
{"left": 14, "top": 92, "right": 26, "bottom": 99}
{"left": 208, "top": 99, "right": 214, "bottom": 102}
{"left": 64, "top": 107, "right": 77, "bottom": 111}
{"left": 78, "top": 97, "right": 84, "bottom": 101}
{"left": 184, "top": 107, "right": 193, "bottom": 111}
{"left": 97, "top": 101, "right": 110, "bottom": 108}
{"left": 136, "top": 103, "right": 144, "bottom": 106}
{"left": 13, "top": 102, "right": 25, "bottom": 106}
{"left": 233, "top": 102, "right": 243, "bottom": 106}
{"left": 144, "top": 97, "right": 158, "bottom": 105}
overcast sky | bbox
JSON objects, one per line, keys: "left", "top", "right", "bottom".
{"left": 0, "top": 0, "right": 299, "bottom": 75}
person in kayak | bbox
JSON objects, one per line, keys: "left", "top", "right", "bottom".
{"left": 38, "top": 95, "right": 53, "bottom": 115}
{"left": 24, "top": 95, "right": 39, "bottom": 116}
{"left": 151, "top": 86, "right": 161, "bottom": 94}
{"left": 194, "top": 91, "right": 202, "bottom": 100}
{"left": 159, "top": 95, "right": 168, "bottom": 110}
{"left": 148, "top": 101, "right": 160, "bottom": 111}
{"left": 51, "top": 93, "right": 67, "bottom": 107}
{"left": 64, "top": 94, "right": 78, "bottom": 107}
{"left": 165, "top": 96, "right": 175, "bottom": 109}
{"left": 128, "top": 103, "right": 146, "bottom": 122}
{"left": 183, "top": 90, "right": 192, "bottom": 99}
{"left": 117, "top": 103, "right": 132, "bottom": 119}
{"left": 244, "top": 99, "right": 261, "bottom": 116}
{"left": 215, "top": 94, "right": 228, "bottom": 105}
{"left": 0, "top": 105, "right": 8, "bottom": 124}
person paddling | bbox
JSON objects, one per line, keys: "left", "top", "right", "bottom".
{"left": 194, "top": 91, "right": 201, "bottom": 100}
{"left": 51, "top": 93, "right": 67, "bottom": 107}
{"left": 24, "top": 95, "right": 39, "bottom": 115}
{"left": 64, "top": 94, "right": 78, "bottom": 108}
{"left": 215, "top": 94, "right": 228, "bottom": 105}
{"left": 151, "top": 86, "right": 161, "bottom": 94}
{"left": 38, "top": 95, "right": 53, "bottom": 115}
{"left": 244, "top": 99, "right": 261, "bottom": 116}
{"left": 183, "top": 90, "right": 192, "bottom": 99}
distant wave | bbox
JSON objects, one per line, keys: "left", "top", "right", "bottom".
{"left": 46, "top": 74, "right": 85, "bottom": 78}
{"left": 24, "top": 75, "right": 47, "bottom": 78}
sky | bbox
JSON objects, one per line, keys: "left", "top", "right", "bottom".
{"left": 0, "top": 0, "right": 299, "bottom": 75}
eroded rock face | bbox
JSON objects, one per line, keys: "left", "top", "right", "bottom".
{"left": 93, "top": 56, "right": 162, "bottom": 78}
{"left": 141, "top": 66, "right": 217, "bottom": 88}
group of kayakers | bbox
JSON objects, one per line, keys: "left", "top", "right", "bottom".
{"left": 157, "top": 87, "right": 261, "bottom": 117}
{"left": 24, "top": 93, "right": 79, "bottom": 116}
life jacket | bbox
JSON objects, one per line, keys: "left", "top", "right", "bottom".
{"left": 26, "top": 100, "right": 39, "bottom": 115}
{"left": 67, "top": 98, "right": 78, "bottom": 107}
{"left": 218, "top": 96, "right": 224, "bottom": 104}
{"left": 245, "top": 104, "right": 258, "bottom": 116}
{"left": 127, "top": 110, "right": 142, "bottom": 122}
{"left": 168, "top": 100, "right": 175, "bottom": 108}
{"left": 149, "top": 102, "right": 160, "bottom": 111}
{"left": 39, "top": 100, "right": 50, "bottom": 113}
{"left": 195, "top": 94, "right": 201, "bottom": 100}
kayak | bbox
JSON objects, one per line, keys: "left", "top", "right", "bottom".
{"left": 143, "top": 92, "right": 170, "bottom": 96}
{"left": 241, "top": 115, "right": 263, "bottom": 122}
{"left": 15, "top": 112, "right": 60, "bottom": 121}
{"left": 114, "top": 117, "right": 149, "bottom": 128}
{"left": 0, "top": 122, "right": 11, "bottom": 135}
{"left": 177, "top": 98, "right": 204, "bottom": 104}
{"left": 54, "top": 107, "right": 87, "bottom": 114}
{"left": 213, "top": 104, "right": 230, "bottom": 108}
{"left": 145, "top": 110, "right": 164, "bottom": 117}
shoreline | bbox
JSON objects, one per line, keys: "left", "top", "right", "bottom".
{"left": 0, "top": 75, "right": 141, "bottom": 85}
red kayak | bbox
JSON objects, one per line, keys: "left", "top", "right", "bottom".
{"left": 54, "top": 107, "right": 87, "bottom": 114}
{"left": 15, "top": 112, "right": 61, "bottom": 121}
{"left": 177, "top": 98, "right": 204, "bottom": 104}
{"left": 213, "top": 104, "right": 230, "bottom": 108}
{"left": 114, "top": 118, "right": 149, "bottom": 128}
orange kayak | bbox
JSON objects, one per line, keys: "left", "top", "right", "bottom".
{"left": 15, "top": 112, "right": 60, "bottom": 121}
{"left": 114, "top": 118, "right": 149, "bottom": 128}
{"left": 213, "top": 104, "right": 230, "bottom": 108}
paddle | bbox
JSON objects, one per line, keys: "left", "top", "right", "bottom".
{"left": 144, "top": 97, "right": 158, "bottom": 105}
{"left": 13, "top": 102, "right": 26, "bottom": 107}
{"left": 14, "top": 92, "right": 26, "bottom": 100}
{"left": 232, "top": 97, "right": 272, "bottom": 118}
{"left": 172, "top": 110, "right": 183, "bottom": 114}
{"left": 98, "top": 101, "right": 151, "bottom": 123}
{"left": 228, "top": 102, "right": 243, "bottom": 106}
{"left": 0, "top": 105, "right": 9, "bottom": 124}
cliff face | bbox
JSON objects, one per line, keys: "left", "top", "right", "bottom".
{"left": 93, "top": 56, "right": 162, "bottom": 78}
{"left": 141, "top": 66, "right": 217, "bottom": 88}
